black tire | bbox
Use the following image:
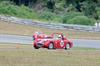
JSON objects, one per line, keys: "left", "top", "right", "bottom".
{"left": 65, "top": 43, "right": 70, "bottom": 50}
{"left": 34, "top": 46, "right": 39, "bottom": 49}
{"left": 48, "top": 43, "right": 54, "bottom": 49}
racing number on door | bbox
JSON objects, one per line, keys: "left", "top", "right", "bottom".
{"left": 60, "top": 40, "right": 64, "bottom": 47}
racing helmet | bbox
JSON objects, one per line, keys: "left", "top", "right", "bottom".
{"left": 35, "top": 32, "right": 41, "bottom": 35}
{"left": 58, "top": 35, "right": 61, "bottom": 38}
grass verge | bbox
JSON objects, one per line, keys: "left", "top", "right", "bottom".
{"left": 0, "top": 43, "right": 100, "bottom": 66}
{"left": 0, "top": 21, "right": 100, "bottom": 39}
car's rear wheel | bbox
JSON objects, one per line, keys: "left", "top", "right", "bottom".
{"left": 48, "top": 43, "right": 54, "bottom": 49}
{"left": 65, "top": 43, "right": 70, "bottom": 50}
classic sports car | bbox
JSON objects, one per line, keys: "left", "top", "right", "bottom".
{"left": 33, "top": 33, "right": 73, "bottom": 50}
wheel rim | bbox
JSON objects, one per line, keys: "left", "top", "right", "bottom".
{"left": 66, "top": 44, "right": 70, "bottom": 49}
{"left": 49, "top": 43, "right": 53, "bottom": 49}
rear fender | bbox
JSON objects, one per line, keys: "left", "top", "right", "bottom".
{"left": 67, "top": 41, "right": 73, "bottom": 48}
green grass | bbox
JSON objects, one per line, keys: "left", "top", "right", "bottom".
{"left": 72, "top": 47, "right": 98, "bottom": 50}
{"left": 0, "top": 44, "right": 100, "bottom": 66}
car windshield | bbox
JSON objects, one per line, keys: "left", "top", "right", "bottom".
{"left": 44, "top": 36, "right": 52, "bottom": 39}
{"left": 53, "top": 34, "right": 61, "bottom": 39}
{"left": 35, "top": 32, "right": 43, "bottom": 35}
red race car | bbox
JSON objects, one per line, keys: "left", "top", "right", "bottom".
{"left": 33, "top": 32, "right": 73, "bottom": 50}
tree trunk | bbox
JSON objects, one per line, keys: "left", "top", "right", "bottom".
{"left": 97, "top": 21, "right": 100, "bottom": 28}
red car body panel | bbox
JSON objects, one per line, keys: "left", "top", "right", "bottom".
{"left": 33, "top": 32, "right": 73, "bottom": 49}
{"left": 33, "top": 32, "right": 47, "bottom": 40}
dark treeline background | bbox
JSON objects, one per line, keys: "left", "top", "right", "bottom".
{"left": 10, "top": 0, "right": 34, "bottom": 6}
{"left": 9, "top": 0, "right": 99, "bottom": 14}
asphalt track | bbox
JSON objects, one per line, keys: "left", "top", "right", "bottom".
{"left": 0, "top": 34, "right": 100, "bottom": 49}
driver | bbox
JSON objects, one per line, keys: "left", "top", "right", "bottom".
{"left": 58, "top": 35, "right": 62, "bottom": 39}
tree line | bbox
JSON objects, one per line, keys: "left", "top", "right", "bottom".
{"left": 0, "top": 0, "right": 99, "bottom": 22}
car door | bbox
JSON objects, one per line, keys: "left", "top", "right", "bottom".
{"left": 54, "top": 38, "right": 65, "bottom": 48}
{"left": 60, "top": 39, "right": 66, "bottom": 48}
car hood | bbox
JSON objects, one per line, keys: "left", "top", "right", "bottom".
{"left": 37, "top": 38, "right": 53, "bottom": 42}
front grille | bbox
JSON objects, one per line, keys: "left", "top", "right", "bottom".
{"left": 37, "top": 42, "right": 43, "bottom": 47}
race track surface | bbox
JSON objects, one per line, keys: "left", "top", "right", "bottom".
{"left": 0, "top": 34, "right": 100, "bottom": 49}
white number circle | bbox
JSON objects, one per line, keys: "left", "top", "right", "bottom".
{"left": 60, "top": 41, "right": 64, "bottom": 47}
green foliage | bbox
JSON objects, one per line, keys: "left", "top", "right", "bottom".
{"left": 0, "top": 1, "right": 38, "bottom": 19}
{"left": 96, "top": 7, "right": 100, "bottom": 16}
{"left": 55, "top": 2, "right": 65, "bottom": 12}
{"left": 82, "top": 1, "right": 96, "bottom": 16}
{"left": 0, "top": 0, "right": 99, "bottom": 26}
{"left": 39, "top": 11, "right": 56, "bottom": 21}
{"left": 67, "top": 16, "right": 95, "bottom": 26}
{"left": 38, "top": 11, "right": 62, "bottom": 22}
{"left": 0, "top": 0, "right": 9, "bottom": 2}
{"left": 62, "top": 12, "right": 83, "bottom": 23}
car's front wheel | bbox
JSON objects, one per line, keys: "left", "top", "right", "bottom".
{"left": 48, "top": 43, "right": 54, "bottom": 49}
{"left": 34, "top": 46, "right": 39, "bottom": 49}
{"left": 65, "top": 43, "right": 70, "bottom": 50}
